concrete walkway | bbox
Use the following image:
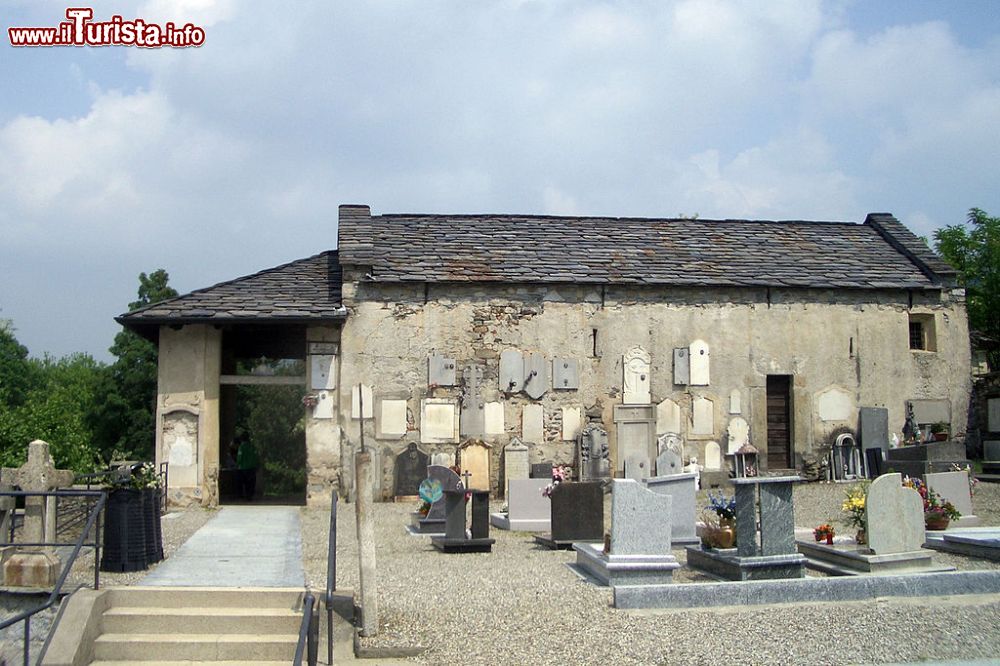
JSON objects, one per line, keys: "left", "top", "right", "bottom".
{"left": 140, "top": 506, "right": 304, "bottom": 587}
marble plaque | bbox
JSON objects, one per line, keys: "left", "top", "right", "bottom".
{"left": 562, "top": 406, "right": 582, "bottom": 441}
{"left": 500, "top": 350, "right": 524, "bottom": 393}
{"left": 522, "top": 404, "right": 544, "bottom": 442}
{"left": 673, "top": 348, "right": 689, "bottom": 385}
{"left": 484, "top": 401, "right": 505, "bottom": 435}
{"left": 351, "top": 384, "right": 374, "bottom": 419}
{"left": 656, "top": 398, "right": 681, "bottom": 435}
{"left": 704, "top": 441, "right": 722, "bottom": 470}
{"left": 310, "top": 354, "right": 336, "bottom": 390}
{"left": 421, "top": 398, "right": 459, "bottom": 444}
{"left": 504, "top": 439, "right": 530, "bottom": 494}
{"left": 553, "top": 358, "right": 579, "bottom": 390}
{"left": 689, "top": 339, "right": 710, "bottom": 386}
{"left": 459, "top": 440, "right": 491, "bottom": 492}
{"left": 816, "top": 385, "right": 853, "bottom": 422}
{"left": 431, "top": 451, "right": 454, "bottom": 467}
{"left": 523, "top": 352, "right": 549, "bottom": 400}
{"left": 378, "top": 399, "right": 408, "bottom": 439}
{"left": 312, "top": 390, "right": 334, "bottom": 420}
{"left": 726, "top": 416, "right": 749, "bottom": 455}
{"left": 691, "top": 396, "right": 714, "bottom": 436}
{"left": 429, "top": 353, "right": 457, "bottom": 386}
{"left": 623, "top": 346, "right": 651, "bottom": 405}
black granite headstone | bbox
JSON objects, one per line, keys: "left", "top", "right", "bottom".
{"left": 534, "top": 481, "right": 603, "bottom": 548}
{"left": 471, "top": 492, "right": 490, "bottom": 539}
{"left": 394, "top": 442, "right": 430, "bottom": 497}
{"left": 865, "top": 448, "right": 885, "bottom": 479}
{"left": 431, "top": 489, "right": 494, "bottom": 553}
{"left": 531, "top": 463, "right": 553, "bottom": 479}
{"left": 410, "top": 464, "right": 462, "bottom": 534}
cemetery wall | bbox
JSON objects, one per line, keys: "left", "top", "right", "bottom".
{"left": 336, "top": 275, "right": 971, "bottom": 499}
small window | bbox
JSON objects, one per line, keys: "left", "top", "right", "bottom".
{"left": 908, "top": 313, "right": 937, "bottom": 352}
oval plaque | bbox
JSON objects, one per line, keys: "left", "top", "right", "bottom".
{"left": 418, "top": 478, "right": 443, "bottom": 504}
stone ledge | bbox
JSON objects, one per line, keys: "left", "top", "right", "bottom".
{"left": 613, "top": 570, "right": 1000, "bottom": 609}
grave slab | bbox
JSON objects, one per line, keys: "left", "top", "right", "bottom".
{"left": 644, "top": 472, "right": 699, "bottom": 546}
{"left": 924, "top": 527, "right": 1000, "bottom": 562}
{"left": 490, "top": 478, "right": 550, "bottom": 532}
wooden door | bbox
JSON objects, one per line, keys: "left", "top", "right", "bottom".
{"left": 766, "top": 376, "right": 792, "bottom": 469}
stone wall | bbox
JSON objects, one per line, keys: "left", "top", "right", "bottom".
{"left": 333, "top": 275, "right": 971, "bottom": 499}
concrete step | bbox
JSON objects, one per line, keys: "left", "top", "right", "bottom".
{"left": 90, "top": 662, "right": 291, "bottom": 666}
{"left": 101, "top": 606, "right": 302, "bottom": 635}
{"left": 107, "top": 586, "right": 304, "bottom": 609}
{"left": 93, "top": 633, "right": 299, "bottom": 662}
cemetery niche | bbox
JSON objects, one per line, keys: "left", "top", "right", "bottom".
{"left": 687, "top": 475, "right": 806, "bottom": 581}
{"left": 575, "top": 479, "right": 680, "bottom": 586}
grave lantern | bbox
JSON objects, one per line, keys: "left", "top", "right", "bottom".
{"left": 734, "top": 443, "right": 758, "bottom": 478}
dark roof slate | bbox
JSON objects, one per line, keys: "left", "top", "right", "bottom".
{"left": 338, "top": 207, "right": 951, "bottom": 290}
{"left": 117, "top": 251, "right": 344, "bottom": 325}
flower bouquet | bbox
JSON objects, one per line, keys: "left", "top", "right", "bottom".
{"left": 813, "top": 523, "right": 835, "bottom": 544}
{"left": 542, "top": 465, "right": 572, "bottom": 498}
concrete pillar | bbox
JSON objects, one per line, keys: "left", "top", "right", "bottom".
{"left": 354, "top": 451, "right": 378, "bottom": 637}
{"left": 45, "top": 495, "right": 57, "bottom": 544}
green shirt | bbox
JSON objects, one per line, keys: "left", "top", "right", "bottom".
{"left": 237, "top": 442, "right": 259, "bottom": 470}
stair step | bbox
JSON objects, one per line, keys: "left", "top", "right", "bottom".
{"left": 102, "top": 605, "right": 302, "bottom": 634}
{"left": 93, "top": 633, "right": 299, "bottom": 662}
{"left": 107, "top": 586, "right": 305, "bottom": 609}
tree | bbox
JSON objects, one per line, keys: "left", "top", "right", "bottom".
{"left": 92, "top": 269, "right": 178, "bottom": 461}
{"left": 934, "top": 208, "right": 1000, "bottom": 371}
{"left": 0, "top": 320, "right": 40, "bottom": 407}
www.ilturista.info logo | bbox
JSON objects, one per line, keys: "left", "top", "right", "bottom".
{"left": 8, "top": 7, "right": 205, "bottom": 48}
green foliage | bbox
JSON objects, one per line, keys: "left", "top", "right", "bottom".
{"left": 935, "top": 208, "right": 1000, "bottom": 371}
{"left": 0, "top": 321, "right": 40, "bottom": 407}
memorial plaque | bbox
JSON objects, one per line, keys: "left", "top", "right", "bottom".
{"left": 552, "top": 358, "right": 580, "bottom": 390}
{"left": 531, "top": 463, "right": 553, "bottom": 479}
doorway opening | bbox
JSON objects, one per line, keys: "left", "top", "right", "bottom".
{"left": 766, "top": 375, "right": 793, "bottom": 470}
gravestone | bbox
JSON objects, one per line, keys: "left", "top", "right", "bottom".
{"left": 428, "top": 353, "right": 457, "bottom": 386}
{"left": 499, "top": 350, "right": 524, "bottom": 393}
{"left": 577, "top": 424, "right": 611, "bottom": 481}
{"left": 432, "top": 488, "right": 494, "bottom": 553}
{"left": 687, "top": 476, "right": 805, "bottom": 581}
{"left": 656, "top": 398, "right": 681, "bottom": 435}
{"left": 531, "top": 463, "right": 553, "bottom": 479}
{"left": 655, "top": 433, "right": 683, "bottom": 476}
{"left": 623, "top": 347, "right": 651, "bottom": 404}
{"left": 490, "top": 478, "right": 550, "bottom": 531}
{"left": 704, "top": 441, "right": 722, "bottom": 470}
{"left": 484, "top": 402, "right": 505, "bottom": 435}
{"left": 614, "top": 404, "right": 655, "bottom": 474}
{"left": 410, "top": 464, "right": 462, "bottom": 534}
{"left": 534, "top": 481, "right": 604, "bottom": 549}
{"left": 503, "top": 439, "right": 529, "bottom": 498}
{"left": 726, "top": 417, "right": 749, "bottom": 455}
{"left": 866, "top": 473, "right": 925, "bottom": 555}
{"left": 393, "top": 443, "right": 429, "bottom": 498}
{"left": 624, "top": 454, "right": 650, "bottom": 481}
{"left": 552, "top": 357, "right": 579, "bottom": 390}
{"left": 925, "top": 469, "right": 979, "bottom": 527}
{"left": 459, "top": 364, "right": 485, "bottom": 437}
{"left": 673, "top": 347, "right": 689, "bottom": 385}
{"left": 908, "top": 399, "right": 950, "bottom": 427}
{"left": 421, "top": 398, "right": 459, "bottom": 444}
{"left": 459, "top": 439, "right": 491, "bottom": 492}
{"left": 691, "top": 396, "right": 714, "bottom": 436}
{"left": 378, "top": 399, "right": 408, "bottom": 439}
{"left": 575, "top": 479, "right": 680, "bottom": 586}
{"left": 859, "top": 407, "right": 890, "bottom": 452}
{"left": 729, "top": 389, "right": 742, "bottom": 414}
{"left": 1, "top": 440, "right": 75, "bottom": 587}
{"left": 645, "top": 471, "right": 699, "bottom": 545}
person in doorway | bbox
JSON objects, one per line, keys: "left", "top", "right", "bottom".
{"left": 236, "top": 436, "right": 259, "bottom": 501}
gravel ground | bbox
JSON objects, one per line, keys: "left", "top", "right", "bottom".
{"left": 0, "top": 507, "right": 215, "bottom": 665}
{"left": 301, "top": 480, "right": 1000, "bottom": 665}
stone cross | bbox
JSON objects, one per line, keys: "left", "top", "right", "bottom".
{"left": 461, "top": 470, "right": 473, "bottom": 491}
{"left": 1, "top": 440, "right": 75, "bottom": 545}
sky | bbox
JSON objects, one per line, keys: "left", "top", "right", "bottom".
{"left": 2, "top": 0, "right": 999, "bottom": 362}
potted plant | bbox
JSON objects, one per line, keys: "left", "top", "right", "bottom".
{"left": 842, "top": 482, "right": 869, "bottom": 544}
{"left": 704, "top": 492, "right": 737, "bottom": 548}
{"left": 813, "top": 523, "right": 836, "bottom": 545}
{"left": 930, "top": 422, "right": 949, "bottom": 442}
{"left": 902, "top": 476, "right": 961, "bottom": 530}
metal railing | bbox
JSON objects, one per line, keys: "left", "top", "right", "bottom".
{"left": 293, "top": 590, "right": 318, "bottom": 666}
{"left": 0, "top": 489, "right": 106, "bottom": 666}
{"left": 325, "top": 491, "right": 338, "bottom": 664}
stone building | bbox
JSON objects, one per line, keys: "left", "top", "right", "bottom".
{"left": 118, "top": 205, "right": 971, "bottom": 506}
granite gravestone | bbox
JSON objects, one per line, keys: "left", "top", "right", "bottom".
{"left": 432, "top": 488, "right": 494, "bottom": 553}
{"left": 534, "top": 481, "right": 604, "bottom": 549}
{"left": 503, "top": 439, "right": 529, "bottom": 498}
{"left": 490, "top": 478, "right": 550, "bottom": 531}
{"left": 644, "top": 472, "right": 699, "bottom": 546}
{"left": 575, "top": 479, "right": 680, "bottom": 586}
{"left": 925, "top": 469, "right": 979, "bottom": 527}
{"left": 410, "top": 464, "right": 462, "bottom": 534}
{"left": 624, "top": 454, "right": 650, "bottom": 481}
{"left": 393, "top": 443, "right": 429, "bottom": 498}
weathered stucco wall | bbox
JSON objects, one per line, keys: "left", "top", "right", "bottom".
{"left": 336, "top": 274, "right": 971, "bottom": 499}
{"left": 156, "top": 324, "right": 221, "bottom": 507}
{"left": 305, "top": 325, "right": 343, "bottom": 505}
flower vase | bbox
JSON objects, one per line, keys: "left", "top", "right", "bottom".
{"left": 855, "top": 528, "right": 866, "bottom": 545}
{"left": 825, "top": 534, "right": 834, "bottom": 545}
{"left": 716, "top": 517, "right": 736, "bottom": 549}
{"left": 925, "top": 513, "right": 950, "bottom": 531}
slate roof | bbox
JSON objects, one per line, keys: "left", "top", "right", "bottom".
{"left": 338, "top": 206, "right": 953, "bottom": 290}
{"left": 117, "top": 251, "right": 344, "bottom": 326}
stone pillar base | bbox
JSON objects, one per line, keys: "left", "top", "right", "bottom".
{"left": 3, "top": 550, "right": 61, "bottom": 587}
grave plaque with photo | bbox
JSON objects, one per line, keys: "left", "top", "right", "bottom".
{"left": 393, "top": 442, "right": 429, "bottom": 498}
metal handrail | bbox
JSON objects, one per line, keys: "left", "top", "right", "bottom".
{"left": 293, "top": 590, "right": 318, "bottom": 666}
{"left": 325, "top": 491, "right": 338, "bottom": 664}
{"left": 0, "top": 489, "right": 106, "bottom": 666}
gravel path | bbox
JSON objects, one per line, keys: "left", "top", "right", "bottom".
{"left": 301, "top": 480, "right": 1000, "bottom": 665}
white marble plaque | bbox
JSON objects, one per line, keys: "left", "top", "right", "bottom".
{"left": 562, "top": 406, "right": 582, "bottom": 441}
{"left": 522, "top": 404, "right": 544, "bottom": 442}
{"left": 704, "top": 441, "right": 721, "bottom": 470}
{"left": 726, "top": 416, "right": 750, "bottom": 455}
{"left": 656, "top": 398, "right": 681, "bottom": 435}
{"left": 351, "top": 384, "right": 374, "bottom": 419}
{"left": 623, "top": 346, "right": 651, "bottom": 404}
{"left": 484, "top": 402, "right": 505, "bottom": 435}
{"left": 817, "top": 386, "right": 853, "bottom": 422}
{"left": 378, "top": 399, "right": 407, "bottom": 438}
{"left": 313, "top": 390, "right": 334, "bottom": 420}
{"left": 420, "top": 398, "right": 459, "bottom": 444}
{"left": 691, "top": 396, "right": 714, "bottom": 436}
{"left": 431, "top": 451, "right": 454, "bottom": 467}
{"left": 729, "top": 389, "right": 741, "bottom": 414}
{"left": 689, "top": 339, "right": 710, "bottom": 386}
{"left": 310, "top": 354, "right": 336, "bottom": 390}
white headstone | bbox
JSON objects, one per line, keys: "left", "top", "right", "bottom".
{"left": 925, "top": 470, "right": 977, "bottom": 525}
{"left": 704, "top": 441, "right": 722, "bottom": 470}
{"left": 503, "top": 439, "right": 530, "bottom": 497}
{"left": 522, "top": 404, "right": 544, "bottom": 442}
{"left": 561, "top": 406, "right": 582, "bottom": 441}
{"left": 656, "top": 398, "right": 681, "bottom": 435}
{"left": 351, "top": 384, "right": 374, "bottom": 419}
{"left": 420, "top": 398, "right": 459, "bottom": 444}
{"left": 378, "top": 399, "right": 407, "bottom": 438}
{"left": 691, "top": 396, "right": 714, "bottom": 436}
{"left": 655, "top": 433, "right": 683, "bottom": 476}
{"left": 689, "top": 339, "right": 710, "bottom": 386}
{"left": 726, "top": 416, "right": 750, "bottom": 455}
{"left": 866, "top": 473, "right": 924, "bottom": 554}
{"left": 484, "top": 402, "right": 505, "bottom": 435}
{"left": 729, "top": 389, "right": 741, "bottom": 414}
{"left": 623, "top": 346, "right": 651, "bottom": 405}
